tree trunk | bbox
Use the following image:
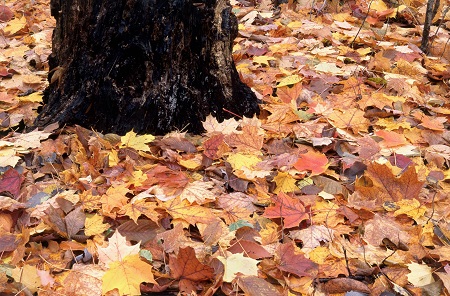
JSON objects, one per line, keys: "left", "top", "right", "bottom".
{"left": 34, "top": 0, "right": 259, "bottom": 135}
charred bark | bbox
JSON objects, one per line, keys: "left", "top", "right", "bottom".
{"left": 34, "top": 0, "right": 259, "bottom": 134}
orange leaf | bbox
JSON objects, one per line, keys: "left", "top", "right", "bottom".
{"left": 225, "top": 125, "right": 264, "bottom": 153}
{"left": 263, "top": 192, "right": 309, "bottom": 228}
{"left": 163, "top": 197, "right": 217, "bottom": 225}
{"left": 293, "top": 150, "right": 328, "bottom": 176}
{"left": 375, "top": 130, "right": 408, "bottom": 148}
{"left": 169, "top": 247, "right": 214, "bottom": 293}
{"left": 349, "top": 162, "right": 424, "bottom": 210}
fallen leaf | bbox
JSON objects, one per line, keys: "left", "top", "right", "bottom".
{"left": 169, "top": 247, "right": 214, "bottom": 293}
{"left": 218, "top": 252, "right": 259, "bottom": 282}
{"left": 120, "top": 130, "right": 155, "bottom": 151}
{"left": 263, "top": 192, "right": 309, "bottom": 228}
{"left": 0, "top": 168, "right": 23, "bottom": 198}
{"left": 102, "top": 254, "right": 156, "bottom": 296}
{"left": 97, "top": 230, "right": 140, "bottom": 266}
{"left": 406, "top": 262, "right": 434, "bottom": 287}
{"left": 293, "top": 150, "right": 328, "bottom": 176}
{"left": 275, "top": 242, "right": 318, "bottom": 277}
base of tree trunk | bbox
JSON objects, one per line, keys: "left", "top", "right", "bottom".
{"left": 34, "top": 0, "right": 259, "bottom": 135}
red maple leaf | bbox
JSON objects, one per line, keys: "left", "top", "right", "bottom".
{"left": 276, "top": 242, "right": 318, "bottom": 277}
{"left": 263, "top": 192, "right": 309, "bottom": 228}
{"left": 0, "top": 168, "right": 23, "bottom": 198}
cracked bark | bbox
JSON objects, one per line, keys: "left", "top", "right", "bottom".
{"left": 34, "top": 0, "right": 259, "bottom": 134}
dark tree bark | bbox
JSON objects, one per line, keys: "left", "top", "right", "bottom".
{"left": 34, "top": 0, "right": 259, "bottom": 135}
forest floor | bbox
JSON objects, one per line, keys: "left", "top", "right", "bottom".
{"left": 1, "top": 0, "right": 450, "bottom": 295}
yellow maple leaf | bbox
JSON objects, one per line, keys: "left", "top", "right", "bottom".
{"left": 394, "top": 199, "right": 426, "bottom": 221}
{"left": 122, "top": 199, "right": 159, "bottom": 223}
{"left": 120, "top": 130, "right": 154, "bottom": 151}
{"left": 11, "top": 265, "right": 40, "bottom": 293}
{"left": 180, "top": 181, "right": 216, "bottom": 204}
{"left": 277, "top": 75, "right": 301, "bottom": 88}
{"left": 227, "top": 153, "right": 261, "bottom": 171}
{"left": 273, "top": 171, "right": 297, "bottom": 193}
{"left": 18, "top": 92, "right": 43, "bottom": 103}
{"left": 102, "top": 254, "right": 156, "bottom": 296}
{"left": 84, "top": 214, "right": 109, "bottom": 236}
{"left": 5, "top": 16, "right": 27, "bottom": 35}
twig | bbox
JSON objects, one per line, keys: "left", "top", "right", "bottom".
{"left": 350, "top": 0, "right": 375, "bottom": 48}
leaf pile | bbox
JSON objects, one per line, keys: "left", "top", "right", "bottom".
{"left": 1, "top": 0, "right": 450, "bottom": 295}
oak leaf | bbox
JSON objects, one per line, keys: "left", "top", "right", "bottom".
{"left": 263, "top": 192, "right": 309, "bottom": 228}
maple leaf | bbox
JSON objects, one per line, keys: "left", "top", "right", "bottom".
{"left": 119, "top": 130, "right": 155, "bottom": 152}
{"left": 406, "top": 262, "right": 434, "bottom": 287}
{"left": 202, "top": 114, "right": 239, "bottom": 135}
{"left": 11, "top": 264, "right": 41, "bottom": 293}
{"left": 162, "top": 197, "right": 216, "bottom": 225}
{"left": 122, "top": 199, "right": 159, "bottom": 223}
{"left": 218, "top": 252, "right": 259, "bottom": 282}
{"left": 97, "top": 231, "right": 140, "bottom": 266}
{"left": 84, "top": 214, "right": 109, "bottom": 236}
{"left": 275, "top": 242, "right": 318, "bottom": 277}
{"left": 100, "top": 185, "right": 129, "bottom": 218}
{"left": 350, "top": 162, "right": 424, "bottom": 209}
{"left": 12, "top": 129, "right": 51, "bottom": 149}
{"left": 169, "top": 247, "right": 214, "bottom": 293}
{"left": 102, "top": 254, "right": 156, "bottom": 296}
{"left": 289, "top": 225, "right": 334, "bottom": 249}
{"left": 0, "top": 167, "right": 23, "bottom": 198}
{"left": 375, "top": 130, "right": 408, "bottom": 148}
{"left": 225, "top": 125, "right": 264, "bottom": 153}
{"left": 293, "top": 150, "right": 328, "bottom": 176}
{"left": 263, "top": 192, "right": 309, "bottom": 228}
{"left": 180, "top": 181, "right": 216, "bottom": 204}
{"left": 273, "top": 171, "right": 298, "bottom": 193}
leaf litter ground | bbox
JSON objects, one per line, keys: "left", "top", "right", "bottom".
{"left": 1, "top": 0, "right": 450, "bottom": 295}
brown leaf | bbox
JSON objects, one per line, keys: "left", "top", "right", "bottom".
{"left": 350, "top": 162, "right": 424, "bottom": 209}
{"left": 276, "top": 242, "right": 318, "bottom": 277}
{"left": 169, "top": 247, "right": 214, "bottom": 293}
{"left": 228, "top": 239, "right": 272, "bottom": 259}
{"left": 236, "top": 275, "right": 283, "bottom": 296}
{"left": 322, "top": 278, "right": 370, "bottom": 294}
